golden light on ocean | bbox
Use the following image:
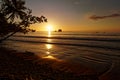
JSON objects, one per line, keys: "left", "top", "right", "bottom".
{"left": 46, "top": 24, "right": 53, "bottom": 37}
{"left": 42, "top": 44, "right": 56, "bottom": 59}
{"left": 46, "top": 44, "right": 52, "bottom": 49}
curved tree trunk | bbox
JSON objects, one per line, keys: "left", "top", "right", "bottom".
{"left": 0, "top": 31, "right": 17, "bottom": 43}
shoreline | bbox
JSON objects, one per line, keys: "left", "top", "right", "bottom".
{"left": 0, "top": 47, "right": 99, "bottom": 80}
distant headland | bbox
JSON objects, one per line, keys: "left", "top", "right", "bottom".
{"left": 54, "top": 29, "right": 62, "bottom": 32}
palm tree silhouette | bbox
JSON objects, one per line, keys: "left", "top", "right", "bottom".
{"left": 1, "top": 0, "right": 27, "bottom": 22}
{"left": 0, "top": 0, "right": 47, "bottom": 43}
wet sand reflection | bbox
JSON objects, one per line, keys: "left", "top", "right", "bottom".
{"left": 42, "top": 44, "right": 56, "bottom": 60}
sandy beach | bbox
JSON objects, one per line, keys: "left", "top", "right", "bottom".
{"left": 0, "top": 47, "right": 99, "bottom": 80}
{"left": 1, "top": 31, "right": 120, "bottom": 80}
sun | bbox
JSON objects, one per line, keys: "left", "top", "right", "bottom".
{"left": 46, "top": 25, "right": 53, "bottom": 32}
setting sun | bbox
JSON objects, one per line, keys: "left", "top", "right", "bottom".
{"left": 46, "top": 25, "right": 53, "bottom": 32}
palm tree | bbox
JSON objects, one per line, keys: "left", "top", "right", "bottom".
{"left": 0, "top": 0, "right": 47, "bottom": 43}
{"left": 1, "top": 0, "right": 27, "bottom": 22}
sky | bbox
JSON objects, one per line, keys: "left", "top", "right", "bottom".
{"left": 26, "top": 0, "right": 120, "bottom": 32}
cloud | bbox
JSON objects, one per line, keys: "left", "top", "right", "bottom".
{"left": 89, "top": 13, "right": 120, "bottom": 20}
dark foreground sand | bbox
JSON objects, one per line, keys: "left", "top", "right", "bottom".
{"left": 0, "top": 47, "right": 107, "bottom": 80}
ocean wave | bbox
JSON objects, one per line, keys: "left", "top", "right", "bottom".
{"left": 8, "top": 39, "right": 120, "bottom": 50}
{"left": 13, "top": 35, "right": 120, "bottom": 42}
{"left": 52, "top": 33, "right": 120, "bottom": 36}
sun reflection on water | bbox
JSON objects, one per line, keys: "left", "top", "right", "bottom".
{"left": 43, "top": 55, "right": 56, "bottom": 59}
{"left": 46, "top": 44, "right": 52, "bottom": 49}
{"left": 46, "top": 51, "right": 50, "bottom": 55}
{"left": 48, "top": 31, "right": 51, "bottom": 37}
{"left": 42, "top": 44, "right": 56, "bottom": 60}
{"left": 47, "top": 39, "right": 52, "bottom": 42}
{"left": 46, "top": 24, "right": 52, "bottom": 37}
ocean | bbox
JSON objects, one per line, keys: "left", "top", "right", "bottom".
{"left": 2, "top": 31, "right": 120, "bottom": 75}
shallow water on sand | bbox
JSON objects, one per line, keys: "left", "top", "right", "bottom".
{"left": 2, "top": 31, "right": 120, "bottom": 76}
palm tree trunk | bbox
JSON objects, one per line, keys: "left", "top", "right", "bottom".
{"left": 0, "top": 31, "right": 17, "bottom": 43}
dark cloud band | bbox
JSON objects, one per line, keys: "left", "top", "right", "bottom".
{"left": 89, "top": 13, "right": 120, "bottom": 20}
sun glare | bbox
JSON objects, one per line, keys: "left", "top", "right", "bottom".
{"left": 46, "top": 25, "right": 53, "bottom": 32}
{"left": 46, "top": 24, "right": 53, "bottom": 37}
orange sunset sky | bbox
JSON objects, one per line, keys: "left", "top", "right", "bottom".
{"left": 26, "top": 0, "right": 120, "bottom": 32}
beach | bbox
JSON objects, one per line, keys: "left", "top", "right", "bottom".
{"left": 0, "top": 47, "right": 97, "bottom": 80}
{"left": 0, "top": 31, "right": 120, "bottom": 80}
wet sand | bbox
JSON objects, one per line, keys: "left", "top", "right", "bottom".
{"left": 0, "top": 47, "right": 99, "bottom": 80}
